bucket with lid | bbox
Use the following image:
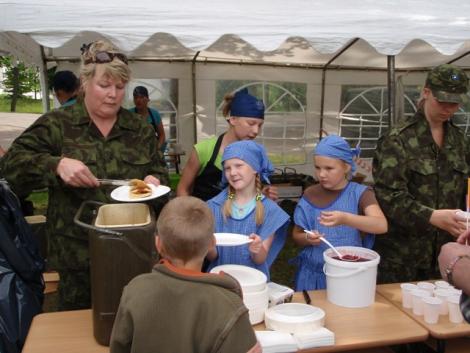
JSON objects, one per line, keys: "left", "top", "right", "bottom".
{"left": 323, "top": 246, "right": 380, "bottom": 308}
{"left": 74, "top": 200, "right": 156, "bottom": 345}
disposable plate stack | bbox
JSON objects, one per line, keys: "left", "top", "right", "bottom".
{"left": 210, "top": 264, "right": 269, "bottom": 324}
{"left": 255, "top": 331, "right": 298, "bottom": 353}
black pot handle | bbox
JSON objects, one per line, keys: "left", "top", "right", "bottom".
{"left": 73, "top": 200, "right": 123, "bottom": 236}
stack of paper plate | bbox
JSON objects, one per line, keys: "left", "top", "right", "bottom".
{"left": 210, "top": 264, "right": 268, "bottom": 324}
{"left": 264, "top": 303, "right": 325, "bottom": 334}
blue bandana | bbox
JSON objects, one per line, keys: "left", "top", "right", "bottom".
{"left": 221, "top": 140, "right": 273, "bottom": 185}
{"left": 230, "top": 88, "right": 265, "bottom": 119}
{"left": 314, "top": 135, "right": 360, "bottom": 173}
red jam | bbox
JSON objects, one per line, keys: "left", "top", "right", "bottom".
{"left": 332, "top": 254, "right": 370, "bottom": 262}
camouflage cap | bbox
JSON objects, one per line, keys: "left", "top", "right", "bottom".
{"left": 425, "top": 64, "right": 469, "bottom": 104}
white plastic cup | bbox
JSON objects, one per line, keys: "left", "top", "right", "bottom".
{"left": 447, "top": 295, "right": 464, "bottom": 324}
{"left": 434, "top": 280, "right": 451, "bottom": 290}
{"left": 433, "top": 288, "right": 455, "bottom": 315}
{"left": 400, "top": 283, "right": 418, "bottom": 308}
{"left": 417, "top": 281, "right": 436, "bottom": 294}
{"left": 447, "top": 288, "right": 462, "bottom": 297}
{"left": 422, "top": 296, "right": 442, "bottom": 324}
{"left": 411, "top": 289, "right": 431, "bottom": 316}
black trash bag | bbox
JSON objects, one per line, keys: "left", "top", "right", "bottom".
{"left": 0, "top": 180, "right": 45, "bottom": 353}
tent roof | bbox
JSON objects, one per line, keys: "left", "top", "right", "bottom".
{"left": 1, "top": 0, "right": 470, "bottom": 69}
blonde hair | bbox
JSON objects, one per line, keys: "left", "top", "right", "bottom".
{"left": 223, "top": 175, "right": 264, "bottom": 225}
{"left": 79, "top": 40, "right": 131, "bottom": 89}
{"left": 157, "top": 196, "right": 214, "bottom": 262}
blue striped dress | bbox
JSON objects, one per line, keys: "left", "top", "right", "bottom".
{"left": 207, "top": 189, "right": 290, "bottom": 279}
{"left": 291, "top": 182, "right": 375, "bottom": 291}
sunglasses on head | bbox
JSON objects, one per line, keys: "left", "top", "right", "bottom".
{"left": 84, "top": 51, "right": 128, "bottom": 65}
{"left": 81, "top": 43, "right": 128, "bottom": 65}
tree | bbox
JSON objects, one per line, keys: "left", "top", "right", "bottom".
{"left": 0, "top": 56, "right": 40, "bottom": 112}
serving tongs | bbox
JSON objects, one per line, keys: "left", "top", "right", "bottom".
{"left": 97, "top": 179, "right": 131, "bottom": 186}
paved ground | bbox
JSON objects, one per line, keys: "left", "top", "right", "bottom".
{"left": 0, "top": 112, "right": 41, "bottom": 150}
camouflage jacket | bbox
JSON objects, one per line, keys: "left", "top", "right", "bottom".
{"left": 0, "top": 102, "right": 169, "bottom": 268}
{"left": 373, "top": 109, "right": 470, "bottom": 265}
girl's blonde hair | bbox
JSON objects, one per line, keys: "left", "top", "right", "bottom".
{"left": 223, "top": 175, "right": 264, "bottom": 225}
{"left": 79, "top": 40, "right": 131, "bottom": 90}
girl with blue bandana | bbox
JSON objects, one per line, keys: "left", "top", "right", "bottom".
{"left": 291, "top": 135, "right": 387, "bottom": 290}
{"left": 177, "top": 88, "right": 277, "bottom": 201}
{"left": 206, "top": 140, "right": 290, "bottom": 279}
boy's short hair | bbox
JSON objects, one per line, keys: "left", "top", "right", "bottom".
{"left": 52, "top": 70, "right": 79, "bottom": 93}
{"left": 156, "top": 196, "right": 214, "bottom": 262}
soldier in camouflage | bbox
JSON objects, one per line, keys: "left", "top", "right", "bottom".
{"left": 0, "top": 41, "right": 169, "bottom": 310}
{"left": 373, "top": 64, "right": 470, "bottom": 284}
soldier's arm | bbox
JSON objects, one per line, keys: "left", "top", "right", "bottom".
{"left": 373, "top": 135, "right": 434, "bottom": 231}
{"left": 0, "top": 115, "right": 63, "bottom": 197}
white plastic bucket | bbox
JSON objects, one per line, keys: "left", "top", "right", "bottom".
{"left": 323, "top": 246, "right": 380, "bottom": 308}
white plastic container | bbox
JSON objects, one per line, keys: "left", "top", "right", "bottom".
{"left": 434, "top": 280, "right": 451, "bottom": 290}
{"left": 417, "top": 281, "right": 436, "bottom": 294}
{"left": 210, "top": 264, "right": 268, "bottom": 324}
{"left": 411, "top": 289, "right": 431, "bottom": 316}
{"left": 422, "top": 296, "right": 442, "bottom": 324}
{"left": 323, "top": 246, "right": 380, "bottom": 308}
{"left": 401, "top": 283, "right": 418, "bottom": 309}
{"left": 433, "top": 288, "right": 455, "bottom": 315}
{"left": 210, "top": 264, "right": 267, "bottom": 293}
{"left": 243, "top": 286, "right": 270, "bottom": 324}
{"left": 447, "top": 295, "right": 464, "bottom": 323}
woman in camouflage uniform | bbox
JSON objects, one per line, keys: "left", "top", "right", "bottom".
{"left": 373, "top": 64, "right": 470, "bottom": 283}
{"left": 0, "top": 40, "right": 169, "bottom": 310}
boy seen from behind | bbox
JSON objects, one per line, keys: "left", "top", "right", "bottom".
{"left": 110, "top": 196, "right": 260, "bottom": 353}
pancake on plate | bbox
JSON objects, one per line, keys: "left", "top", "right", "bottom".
{"left": 129, "top": 179, "right": 152, "bottom": 199}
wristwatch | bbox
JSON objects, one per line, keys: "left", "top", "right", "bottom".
{"left": 445, "top": 255, "right": 470, "bottom": 287}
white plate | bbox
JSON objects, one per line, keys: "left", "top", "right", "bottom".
{"left": 214, "top": 232, "right": 253, "bottom": 246}
{"left": 110, "top": 184, "right": 170, "bottom": 202}
{"left": 210, "top": 264, "right": 267, "bottom": 293}
{"left": 264, "top": 303, "right": 325, "bottom": 334}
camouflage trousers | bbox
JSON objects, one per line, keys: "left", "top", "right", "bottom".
{"left": 57, "top": 268, "right": 91, "bottom": 310}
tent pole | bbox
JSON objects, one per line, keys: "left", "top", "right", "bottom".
{"left": 447, "top": 51, "right": 470, "bottom": 64}
{"left": 319, "top": 38, "right": 359, "bottom": 139}
{"left": 387, "top": 55, "right": 396, "bottom": 127}
{"left": 39, "top": 45, "right": 50, "bottom": 113}
{"left": 191, "top": 51, "right": 201, "bottom": 143}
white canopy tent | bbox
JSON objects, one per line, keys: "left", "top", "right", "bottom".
{"left": 1, "top": 0, "right": 470, "bottom": 176}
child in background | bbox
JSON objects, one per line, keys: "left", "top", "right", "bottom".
{"left": 291, "top": 135, "right": 387, "bottom": 290}
{"left": 110, "top": 196, "right": 260, "bottom": 353}
{"left": 206, "top": 140, "right": 289, "bottom": 279}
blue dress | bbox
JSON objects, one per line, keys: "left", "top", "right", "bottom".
{"left": 291, "top": 182, "right": 375, "bottom": 291}
{"left": 207, "top": 189, "right": 290, "bottom": 279}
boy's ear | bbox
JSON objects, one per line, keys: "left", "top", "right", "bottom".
{"left": 209, "top": 233, "right": 216, "bottom": 249}
{"left": 155, "top": 235, "right": 164, "bottom": 255}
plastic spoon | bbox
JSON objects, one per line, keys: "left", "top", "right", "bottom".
{"left": 304, "top": 230, "right": 343, "bottom": 259}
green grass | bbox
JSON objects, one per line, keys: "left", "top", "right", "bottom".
{"left": 0, "top": 94, "right": 49, "bottom": 113}
{"left": 27, "top": 190, "right": 48, "bottom": 215}
{"left": 169, "top": 173, "right": 180, "bottom": 191}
